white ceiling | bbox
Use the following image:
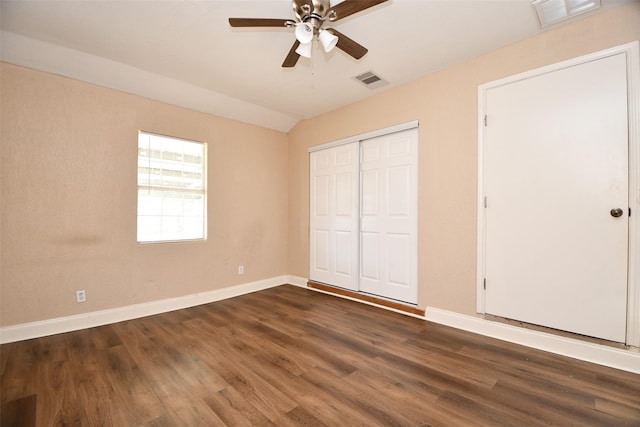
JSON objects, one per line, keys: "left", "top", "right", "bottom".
{"left": 0, "top": 0, "right": 633, "bottom": 132}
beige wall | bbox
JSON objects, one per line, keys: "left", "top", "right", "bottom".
{"left": 1, "top": 63, "right": 288, "bottom": 326}
{"left": 287, "top": 3, "right": 640, "bottom": 316}
{"left": 2, "top": 3, "right": 639, "bottom": 330}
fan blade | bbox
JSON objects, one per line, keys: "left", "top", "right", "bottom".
{"left": 282, "top": 40, "right": 301, "bottom": 68}
{"left": 326, "top": 29, "right": 368, "bottom": 60}
{"left": 229, "top": 18, "right": 294, "bottom": 28}
{"left": 328, "top": 0, "right": 389, "bottom": 22}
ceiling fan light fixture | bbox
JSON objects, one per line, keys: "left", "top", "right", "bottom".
{"left": 318, "top": 29, "right": 338, "bottom": 53}
{"left": 295, "top": 41, "right": 313, "bottom": 58}
{"left": 295, "top": 22, "right": 314, "bottom": 44}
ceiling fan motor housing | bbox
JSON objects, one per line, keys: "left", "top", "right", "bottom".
{"left": 294, "top": 0, "right": 334, "bottom": 30}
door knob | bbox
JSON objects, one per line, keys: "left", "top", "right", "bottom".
{"left": 610, "top": 208, "right": 624, "bottom": 218}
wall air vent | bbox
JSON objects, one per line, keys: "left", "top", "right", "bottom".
{"left": 354, "top": 71, "right": 388, "bottom": 89}
{"left": 532, "top": 0, "right": 601, "bottom": 27}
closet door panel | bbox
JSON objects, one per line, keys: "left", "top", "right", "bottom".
{"left": 360, "top": 231, "right": 380, "bottom": 282}
{"left": 309, "top": 142, "right": 359, "bottom": 290}
{"left": 360, "top": 129, "right": 418, "bottom": 304}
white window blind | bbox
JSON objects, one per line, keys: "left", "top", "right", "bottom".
{"left": 137, "top": 132, "right": 206, "bottom": 243}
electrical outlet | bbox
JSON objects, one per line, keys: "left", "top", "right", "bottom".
{"left": 238, "top": 265, "right": 244, "bottom": 275}
{"left": 76, "top": 290, "right": 86, "bottom": 303}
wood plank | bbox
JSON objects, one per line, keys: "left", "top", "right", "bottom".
{"left": 1, "top": 394, "right": 37, "bottom": 427}
{"left": 202, "top": 385, "right": 277, "bottom": 427}
{"left": 1, "top": 284, "right": 639, "bottom": 425}
{"left": 248, "top": 353, "right": 377, "bottom": 426}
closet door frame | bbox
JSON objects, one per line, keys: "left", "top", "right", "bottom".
{"left": 309, "top": 120, "right": 419, "bottom": 301}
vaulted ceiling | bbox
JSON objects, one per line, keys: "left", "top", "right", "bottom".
{"left": 1, "top": 0, "right": 633, "bottom": 132}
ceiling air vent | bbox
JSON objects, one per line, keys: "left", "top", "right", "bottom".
{"left": 354, "top": 71, "right": 388, "bottom": 90}
{"left": 532, "top": 0, "right": 601, "bottom": 27}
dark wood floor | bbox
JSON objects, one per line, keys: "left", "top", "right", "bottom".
{"left": 2, "top": 285, "right": 640, "bottom": 426}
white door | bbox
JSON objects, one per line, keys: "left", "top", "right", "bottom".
{"left": 360, "top": 129, "right": 418, "bottom": 304}
{"left": 309, "top": 142, "right": 359, "bottom": 290}
{"left": 483, "top": 53, "right": 629, "bottom": 342}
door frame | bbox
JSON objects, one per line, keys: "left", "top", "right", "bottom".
{"left": 476, "top": 41, "right": 640, "bottom": 346}
{"left": 309, "top": 120, "right": 419, "bottom": 153}
{"left": 309, "top": 120, "right": 419, "bottom": 303}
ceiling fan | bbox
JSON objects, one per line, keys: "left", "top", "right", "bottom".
{"left": 229, "top": 0, "right": 389, "bottom": 68}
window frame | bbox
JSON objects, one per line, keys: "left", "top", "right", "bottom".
{"left": 137, "top": 131, "right": 207, "bottom": 244}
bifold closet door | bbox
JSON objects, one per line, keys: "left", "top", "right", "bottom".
{"left": 360, "top": 129, "right": 418, "bottom": 304}
{"left": 309, "top": 142, "right": 359, "bottom": 290}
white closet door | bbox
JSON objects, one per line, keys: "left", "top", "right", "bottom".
{"left": 360, "top": 129, "right": 418, "bottom": 304}
{"left": 483, "top": 53, "right": 629, "bottom": 342}
{"left": 309, "top": 142, "right": 359, "bottom": 290}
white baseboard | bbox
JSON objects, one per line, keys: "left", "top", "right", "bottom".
{"left": 3, "top": 276, "right": 638, "bottom": 374}
{"left": 0, "top": 276, "right": 289, "bottom": 344}
{"left": 284, "top": 275, "right": 309, "bottom": 288}
{"left": 425, "top": 307, "right": 640, "bottom": 374}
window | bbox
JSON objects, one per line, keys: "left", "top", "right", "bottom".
{"left": 137, "top": 132, "right": 206, "bottom": 243}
